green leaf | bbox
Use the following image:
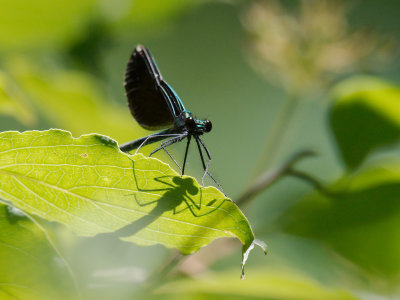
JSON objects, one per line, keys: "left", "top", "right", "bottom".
{"left": 0, "top": 129, "right": 262, "bottom": 275}
{"left": 109, "top": 0, "right": 204, "bottom": 34}
{"left": 154, "top": 268, "right": 359, "bottom": 300}
{"left": 124, "top": 0, "right": 194, "bottom": 26}
{"left": 280, "top": 161, "right": 400, "bottom": 277}
{"left": 0, "top": 203, "right": 79, "bottom": 300}
{"left": 0, "top": 0, "right": 98, "bottom": 50}
{"left": 330, "top": 76, "right": 400, "bottom": 169}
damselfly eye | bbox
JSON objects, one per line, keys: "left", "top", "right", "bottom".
{"left": 204, "top": 120, "right": 212, "bottom": 132}
{"left": 185, "top": 117, "right": 196, "bottom": 129}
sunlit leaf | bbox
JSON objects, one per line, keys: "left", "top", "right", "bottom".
{"left": 330, "top": 76, "right": 400, "bottom": 169}
{"left": 280, "top": 161, "right": 400, "bottom": 277}
{"left": 154, "top": 268, "right": 359, "bottom": 300}
{"left": 0, "top": 0, "right": 99, "bottom": 50}
{"left": 0, "top": 129, "right": 261, "bottom": 274}
{"left": 0, "top": 203, "right": 79, "bottom": 300}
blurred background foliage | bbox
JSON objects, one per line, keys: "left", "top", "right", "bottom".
{"left": 1, "top": 0, "right": 400, "bottom": 299}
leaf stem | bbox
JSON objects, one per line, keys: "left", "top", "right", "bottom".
{"left": 287, "top": 169, "right": 337, "bottom": 197}
{"left": 237, "top": 150, "right": 316, "bottom": 206}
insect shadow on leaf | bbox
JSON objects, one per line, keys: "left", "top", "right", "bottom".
{"left": 109, "top": 164, "right": 225, "bottom": 239}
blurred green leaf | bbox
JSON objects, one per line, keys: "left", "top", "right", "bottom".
{"left": 0, "top": 70, "right": 36, "bottom": 125}
{"left": 0, "top": 0, "right": 99, "bottom": 50}
{"left": 0, "top": 129, "right": 259, "bottom": 270}
{"left": 0, "top": 203, "right": 79, "bottom": 300}
{"left": 6, "top": 56, "right": 147, "bottom": 142}
{"left": 280, "top": 161, "right": 400, "bottom": 277}
{"left": 154, "top": 268, "right": 359, "bottom": 300}
{"left": 126, "top": 0, "right": 192, "bottom": 25}
{"left": 330, "top": 76, "right": 400, "bottom": 169}
{"left": 107, "top": 0, "right": 202, "bottom": 32}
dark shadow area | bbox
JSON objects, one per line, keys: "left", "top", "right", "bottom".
{"left": 331, "top": 100, "right": 400, "bottom": 170}
{"left": 114, "top": 175, "right": 199, "bottom": 238}
{"left": 67, "top": 19, "right": 114, "bottom": 76}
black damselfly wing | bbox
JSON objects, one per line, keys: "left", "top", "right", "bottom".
{"left": 124, "top": 45, "right": 184, "bottom": 130}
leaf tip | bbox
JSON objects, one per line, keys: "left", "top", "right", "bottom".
{"left": 255, "top": 239, "right": 268, "bottom": 255}
{"left": 240, "top": 272, "right": 245, "bottom": 280}
{"left": 241, "top": 238, "right": 267, "bottom": 279}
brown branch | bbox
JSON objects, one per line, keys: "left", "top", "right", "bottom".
{"left": 236, "top": 150, "right": 316, "bottom": 207}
